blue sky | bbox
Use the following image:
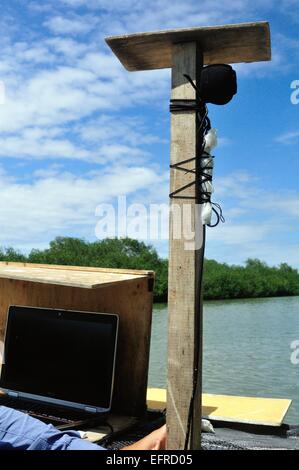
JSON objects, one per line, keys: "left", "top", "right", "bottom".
{"left": 0, "top": 0, "right": 298, "bottom": 266}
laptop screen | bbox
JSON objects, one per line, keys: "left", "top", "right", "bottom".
{"left": 0, "top": 306, "right": 118, "bottom": 410}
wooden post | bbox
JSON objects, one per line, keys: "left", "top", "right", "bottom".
{"left": 105, "top": 20, "right": 271, "bottom": 451}
{"left": 167, "top": 42, "right": 203, "bottom": 450}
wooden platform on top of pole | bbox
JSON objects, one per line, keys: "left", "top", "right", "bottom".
{"left": 105, "top": 21, "right": 271, "bottom": 450}
{"left": 105, "top": 22, "right": 271, "bottom": 71}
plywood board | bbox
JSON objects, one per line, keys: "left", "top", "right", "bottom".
{"left": 0, "top": 264, "right": 150, "bottom": 289}
{"left": 202, "top": 393, "right": 292, "bottom": 427}
{"left": 0, "top": 276, "right": 153, "bottom": 416}
{"left": 0, "top": 261, "right": 153, "bottom": 277}
{"left": 147, "top": 388, "right": 292, "bottom": 427}
{"left": 106, "top": 22, "right": 271, "bottom": 71}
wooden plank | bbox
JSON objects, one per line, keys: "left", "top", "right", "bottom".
{"left": 0, "top": 261, "right": 153, "bottom": 277}
{"left": 202, "top": 394, "right": 292, "bottom": 427}
{"left": 147, "top": 389, "right": 292, "bottom": 427}
{"left": 0, "top": 264, "right": 151, "bottom": 289}
{"left": 0, "top": 276, "right": 153, "bottom": 416}
{"left": 167, "top": 42, "right": 203, "bottom": 450}
{"left": 105, "top": 21, "right": 271, "bottom": 71}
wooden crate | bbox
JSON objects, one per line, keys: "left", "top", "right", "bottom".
{"left": 0, "top": 262, "right": 154, "bottom": 416}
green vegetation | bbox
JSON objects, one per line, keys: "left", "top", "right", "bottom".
{"left": 1, "top": 237, "right": 299, "bottom": 302}
{"left": 203, "top": 258, "right": 299, "bottom": 300}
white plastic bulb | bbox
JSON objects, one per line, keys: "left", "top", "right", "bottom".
{"left": 204, "top": 128, "right": 218, "bottom": 153}
{"left": 201, "top": 203, "right": 212, "bottom": 225}
{"left": 201, "top": 419, "right": 215, "bottom": 433}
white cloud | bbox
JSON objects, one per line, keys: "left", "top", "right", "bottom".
{"left": 33, "top": 164, "right": 64, "bottom": 179}
{"left": 0, "top": 2, "right": 294, "bottom": 164}
{"left": 276, "top": 130, "right": 299, "bottom": 145}
{"left": 49, "top": 0, "right": 299, "bottom": 38}
{"left": 214, "top": 172, "right": 259, "bottom": 200}
{"left": 51, "top": 0, "right": 279, "bottom": 31}
{"left": 206, "top": 239, "right": 299, "bottom": 267}
{"left": 0, "top": 36, "right": 169, "bottom": 161}
{"left": 76, "top": 115, "right": 165, "bottom": 146}
{"left": 56, "top": 0, "right": 86, "bottom": 6}
{"left": 217, "top": 136, "right": 233, "bottom": 147}
{"left": 0, "top": 131, "right": 91, "bottom": 160}
{"left": 0, "top": 128, "right": 151, "bottom": 163}
{"left": 0, "top": 0, "right": 297, "bottom": 270}
{"left": 206, "top": 222, "right": 276, "bottom": 245}
{"left": 204, "top": 171, "right": 299, "bottom": 266}
{"left": 234, "top": 45, "right": 292, "bottom": 78}
{"left": 0, "top": 164, "right": 166, "bottom": 247}
{"left": 44, "top": 15, "right": 98, "bottom": 35}
{"left": 256, "top": 193, "right": 299, "bottom": 218}
{"left": 279, "top": 0, "right": 299, "bottom": 22}
{"left": 0, "top": 160, "right": 298, "bottom": 268}
{"left": 46, "top": 37, "right": 92, "bottom": 59}
{"left": 215, "top": 172, "right": 299, "bottom": 221}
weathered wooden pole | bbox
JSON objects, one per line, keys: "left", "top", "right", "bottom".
{"left": 106, "top": 21, "right": 271, "bottom": 450}
{"left": 167, "top": 42, "right": 204, "bottom": 450}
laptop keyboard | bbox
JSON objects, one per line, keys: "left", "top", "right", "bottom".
{"left": 0, "top": 395, "right": 99, "bottom": 429}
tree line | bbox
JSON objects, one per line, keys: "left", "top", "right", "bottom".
{"left": 1, "top": 237, "right": 298, "bottom": 302}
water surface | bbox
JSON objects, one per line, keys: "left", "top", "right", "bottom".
{"left": 148, "top": 296, "right": 299, "bottom": 424}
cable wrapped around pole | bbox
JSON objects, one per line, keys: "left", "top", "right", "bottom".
{"left": 169, "top": 74, "right": 224, "bottom": 228}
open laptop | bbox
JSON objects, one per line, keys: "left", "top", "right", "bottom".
{"left": 0, "top": 305, "right": 119, "bottom": 430}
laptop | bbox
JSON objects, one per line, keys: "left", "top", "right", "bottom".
{"left": 0, "top": 305, "right": 119, "bottom": 430}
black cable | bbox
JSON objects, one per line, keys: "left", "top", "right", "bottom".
{"left": 94, "top": 421, "right": 114, "bottom": 445}
{"left": 103, "top": 421, "right": 114, "bottom": 434}
{"left": 184, "top": 225, "right": 206, "bottom": 450}
{"left": 169, "top": 74, "right": 224, "bottom": 228}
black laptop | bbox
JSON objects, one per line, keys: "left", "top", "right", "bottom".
{"left": 0, "top": 305, "right": 119, "bottom": 430}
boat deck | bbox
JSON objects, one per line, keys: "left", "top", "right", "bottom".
{"left": 81, "top": 410, "right": 299, "bottom": 450}
{"left": 79, "top": 389, "right": 297, "bottom": 450}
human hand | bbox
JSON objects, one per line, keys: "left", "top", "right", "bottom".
{"left": 122, "top": 424, "right": 167, "bottom": 451}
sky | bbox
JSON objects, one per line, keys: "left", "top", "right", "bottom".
{"left": 0, "top": 0, "right": 298, "bottom": 266}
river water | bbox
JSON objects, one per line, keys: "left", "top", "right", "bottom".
{"left": 148, "top": 296, "right": 299, "bottom": 424}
